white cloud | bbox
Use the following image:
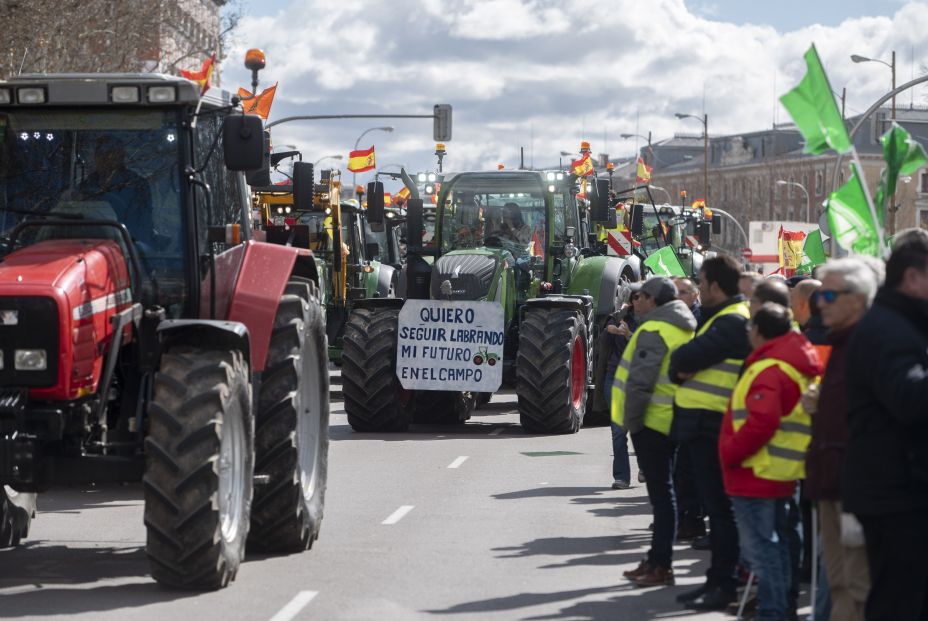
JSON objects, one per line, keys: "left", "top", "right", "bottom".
{"left": 221, "top": 0, "right": 928, "bottom": 188}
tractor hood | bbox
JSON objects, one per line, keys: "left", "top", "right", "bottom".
{"left": 430, "top": 249, "right": 507, "bottom": 301}
{"left": 0, "top": 239, "right": 132, "bottom": 399}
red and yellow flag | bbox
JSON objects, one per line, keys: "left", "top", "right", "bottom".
{"left": 237, "top": 83, "right": 278, "bottom": 120}
{"left": 778, "top": 226, "right": 807, "bottom": 274}
{"left": 347, "top": 146, "right": 376, "bottom": 173}
{"left": 635, "top": 156, "right": 652, "bottom": 184}
{"left": 180, "top": 54, "right": 216, "bottom": 96}
{"left": 571, "top": 153, "right": 594, "bottom": 177}
{"left": 384, "top": 193, "right": 393, "bottom": 206}
{"left": 396, "top": 186, "right": 411, "bottom": 201}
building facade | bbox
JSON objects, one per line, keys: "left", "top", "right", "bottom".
{"left": 637, "top": 107, "right": 928, "bottom": 253}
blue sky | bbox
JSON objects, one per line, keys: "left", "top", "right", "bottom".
{"left": 221, "top": 0, "right": 927, "bottom": 187}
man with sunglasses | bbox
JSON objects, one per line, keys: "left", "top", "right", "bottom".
{"left": 802, "top": 257, "right": 878, "bottom": 621}
{"left": 669, "top": 255, "right": 752, "bottom": 611}
{"left": 843, "top": 235, "right": 928, "bottom": 621}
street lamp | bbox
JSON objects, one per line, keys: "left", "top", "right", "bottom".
{"left": 674, "top": 112, "right": 709, "bottom": 203}
{"left": 620, "top": 132, "right": 653, "bottom": 165}
{"left": 559, "top": 150, "right": 573, "bottom": 169}
{"left": 352, "top": 126, "right": 394, "bottom": 190}
{"left": 776, "top": 180, "right": 811, "bottom": 222}
{"left": 314, "top": 154, "right": 343, "bottom": 166}
{"left": 852, "top": 51, "right": 897, "bottom": 233}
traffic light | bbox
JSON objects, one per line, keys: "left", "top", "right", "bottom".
{"left": 434, "top": 104, "right": 452, "bottom": 141}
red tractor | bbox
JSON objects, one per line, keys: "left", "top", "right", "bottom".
{"left": 0, "top": 69, "right": 329, "bottom": 589}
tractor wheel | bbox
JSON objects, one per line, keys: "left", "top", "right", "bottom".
{"left": 248, "top": 280, "right": 329, "bottom": 552}
{"left": 411, "top": 391, "right": 474, "bottom": 424}
{"left": 517, "top": 307, "right": 587, "bottom": 434}
{"left": 144, "top": 347, "right": 254, "bottom": 590}
{"left": 473, "top": 355, "right": 484, "bottom": 365}
{"left": 342, "top": 307, "right": 412, "bottom": 432}
{"left": 0, "top": 486, "right": 36, "bottom": 548}
{"left": 583, "top": 315, "right": 613, "bottom": 427}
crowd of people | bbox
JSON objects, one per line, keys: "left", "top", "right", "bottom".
{"left": 605, "top": 230, "right": 928, "bottom": 621}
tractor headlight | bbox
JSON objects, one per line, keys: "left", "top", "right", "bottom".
{"left": 0, "top": 88, "right": 11, "bottom": 104}
{"left": 17, "top": 87, "right": 46, "bottom": 104}
{"left": 148, "top": 85, "right": 177, "bottom": 103}
{"left": 14, "top": 349, "right": 47, "bottom": 371}
{"left": 110, "top": 86, "right": 140, "bottom": 103}
{"left": 547, "top": 184, "right": 556, "bottom": 193}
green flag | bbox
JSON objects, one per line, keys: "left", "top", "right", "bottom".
{"left": 803, "top": 228, "right": 828, "bottom": 266}
{"left": 826, "top": 169, "right": 880, "bottom": 257}
{"left": 780, "top": 45, "right": 851, "bottom": 155}
{"left": 874, "top": 123, "right": 928, "bottom": 220}
{"left": 644, "top": 246, "right": 686, "bottom": 277}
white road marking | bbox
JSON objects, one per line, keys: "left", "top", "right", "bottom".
{"left": 489, "top": 428, "right": 504, "bottom": 436}
{"left": 382, "top": 505, "right": 414, "bottom": 525}
{"left": 539, "top": 482, "right": 549, "bottom": 485}
{"left": 269, "top": 590, "right": 318, "bottom": 621}
{"left": 447, "top": 456, "right": 469, "bottom": 469}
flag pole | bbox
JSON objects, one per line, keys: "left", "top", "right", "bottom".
{"left": 848, "top": 148, "right": 888, "bottom": 257}
{"left": 190, "top": 96, "right": 204, "bottom": 129}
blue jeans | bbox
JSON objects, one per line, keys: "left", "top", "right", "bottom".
{"left": 732, "top": 497, "right": 792, "bottom": 621}
{"left": 611, "top": 423, "right": 630, "bottom": 482}
{"left": 631, "top": 428, "right": 677, "bottom": 567}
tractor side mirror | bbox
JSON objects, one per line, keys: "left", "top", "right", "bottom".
{"left": 697, "top": 221, "right": 711, "bottom": 247}
{"left": 223, "top": 114, "right": 265, "bottom": 171}
{"left": 367, "top": 181, "right": 385, "bottom": 228}
{"left": 589, "top": 179, "right": 610, "bottom": 222}
{"left": 292, "top": 161, "right": 314, "bottom": 211}
{"left": 244, "top": 129, "right": 272, "bottom": 186}
{"left": 607, "top": 208, "right": 618, "bottom": 229}
{"left": 712, "top": 213, "right": 722, "bottom": 234}
{"left": 365, "top": 242, "right": 381, "bottom": 260}
{"left": 406, "top": 198, "right": 424, "bottom": 251}
{"left": 630, "top": 204, "right": 644, "bottom": 237}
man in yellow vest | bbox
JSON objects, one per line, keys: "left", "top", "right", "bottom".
{"left": 719, "top": 303, "right": 823, "bottom": 621}
{"left": 669, "top": 255, "right": 751, "bottom": 610}
{"left": 614, "top": 277, "right": 696, "bottom": 587}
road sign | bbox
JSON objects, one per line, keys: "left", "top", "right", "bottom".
{"left": 607, "top": 230, "right": 633, "bottom": 256}
{"left": 397, "top": 300, "right": 504, "bottom": 392}
{"left": 742, "top": 247, "right": 754, "bottom": 259}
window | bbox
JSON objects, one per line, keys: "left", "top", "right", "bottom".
{"left": 919, "top": 208, "right": 928, "bottom": 231}
{"left": 815, "top": 170, "right": 824, "bottom": 196}
{"left": 920, "top": 171, "right": 928, "bottom": 194}
{"left": 195, "top": 113, "right": 247, "bottom": 250}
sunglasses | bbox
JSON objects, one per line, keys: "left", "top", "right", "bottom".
{"left": 818, "top": 289, "right": 850, "bottom": 303}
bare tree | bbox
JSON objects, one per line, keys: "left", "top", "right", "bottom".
{"left": 1, "top": 0, "right": 241, "bottom": 80}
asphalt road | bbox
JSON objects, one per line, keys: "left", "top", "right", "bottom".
{"left": 0, "top": 370, "right": 813, "bottom": 620}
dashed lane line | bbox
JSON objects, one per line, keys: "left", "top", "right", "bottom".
{"left": 382, "top": 505, "right": 415, "bottom": 525}
{"left": 447, "top": 456, "right": 469, "bottom": 469}
{"left": 269, "top": 590, "right": 318, "bottom": 621}
{"left": 489, "top": 428, "right": 504, "bottom": 436}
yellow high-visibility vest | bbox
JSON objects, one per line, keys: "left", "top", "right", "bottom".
{"left": 673, "top": 301, "right": 751, "bottom": 412}
{"left": 730, "top": 358, "right": 814, "bottom": 481}
{"left": 612, "top": 320, "right": 694, "bottom": 435}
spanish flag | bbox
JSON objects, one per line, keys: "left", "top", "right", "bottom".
{"left": 571, "top": 153, "right": 594, "bottom": 177}
{"left": 348, "top": 146, "right": 376, "bottom": 173}
{"left": 396, "top": 186, "right": 411, "bottom": 202}
{"left": 384, "top": 193, "right": 393, "bottom": 206}
{"left": 180, "top": 54, "right": 216, "bottom": 96}
{"left": 692, "top": 198, "right": 712, "bottom": 218}
{"left": 237, "top": 83, "right": 278, "bottom": 120}
{"left": 635, "top": 156, "right": 652, "bottom": 184}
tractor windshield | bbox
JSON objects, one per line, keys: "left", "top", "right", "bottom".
{"left": 0, "top": 108, "right": 187, "bottom": 310}
{"left": 439, "top": 175, "right": 546, "bottom": 257}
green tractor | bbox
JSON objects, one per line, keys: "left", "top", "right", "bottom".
{"left": 341, "top": 170, "right": 641, "bottom": 433}
{"left": 251, "top": 164, "right": 401, "bottom": 362}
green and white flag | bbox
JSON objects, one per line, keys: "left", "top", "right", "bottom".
{"left": 779, "top": 44, "right": 852, "bottom": 155}
{"left": 826, "top": 167, "right": 881, "bottom": 257}
{"left": 644, "top": 246, "right": 686, "bottom": 277}
{"left": 874, "top": 123, "right": 928, "bottom": 221}
{"left": 796, "top": 228, "right": 828, "bottom": 274}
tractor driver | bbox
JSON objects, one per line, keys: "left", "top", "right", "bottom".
{"left": 80, "top": 136, "right": 155, "bottom": 249}
{"left": 498, "top": 202, "right": 532, "bottom": 246}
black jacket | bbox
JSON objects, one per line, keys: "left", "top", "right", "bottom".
{"left": 843, "top": 288, "right": 928, "bottom": 516}
{"left": 668, "top": 296, "right": 752, "bottom": 442}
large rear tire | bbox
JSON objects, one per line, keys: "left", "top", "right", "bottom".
{"left": 144, "top": 347, "right": 254, "bottom": 590}
{"left": 248, "top": 280, "right": 329, "bottom": 552}
{"left": 0, "top": 486, "right": 36, "bottom": 548}
{"left": 342, "top": 307, "right": 412, "bottom": 432}
{"left": 517, "top": 308, "right": 587, "bottom": 434}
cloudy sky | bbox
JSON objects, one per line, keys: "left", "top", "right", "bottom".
{"left": 220, "top": 0, "right": 928, "bottom": 189}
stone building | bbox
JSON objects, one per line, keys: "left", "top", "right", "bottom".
{"left": 639, "top": 107, "right": 928, "bottom": 253}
